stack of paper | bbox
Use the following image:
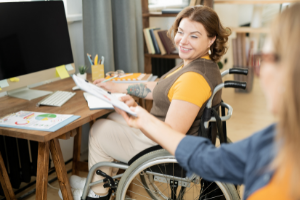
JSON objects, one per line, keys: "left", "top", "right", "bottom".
{"left": 83, "top": 93, "right": 126, "bottom": 110}
{"left": 72, "top": 75, "right": 137, "bottom": 117}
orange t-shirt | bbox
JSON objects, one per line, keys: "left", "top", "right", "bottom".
{"left": 165, "top": 55, "right": 212, "bottom": 108}
{"left": 248, "top": 167, "right": 293, "bottom": 200}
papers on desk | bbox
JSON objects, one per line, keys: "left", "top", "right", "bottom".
{"left": 72, "top": 75, "right": 137, "bottom": 117}
{"left": 83, "top": 93, "right": 126, "bottom": 110}
{"left": 0, "top": 111, "right": 80, "bottom": 132}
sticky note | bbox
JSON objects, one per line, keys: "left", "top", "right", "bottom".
{"left": 9, "top": 77, "right": 20, "bottom": 82}
{"left": 56, "top": 65, "right": 70, "bottom": 79}
{"left": 0, "top": 79, "right": 9, "bottom": 88}
{"left": 65, "top": 64, "right": 74, "bottom": 71}
{"left": 92, "top": 64, "right": 104, "bottom": 81}
{"left": 0, "top": 87, "right": 2, "bottom": 91}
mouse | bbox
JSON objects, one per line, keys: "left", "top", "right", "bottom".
{"left": 72, "top": 86, "right": 80, "bottom": 91}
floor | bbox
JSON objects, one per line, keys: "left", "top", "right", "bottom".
{"left": 3, "top": 77, "right": 275, "bottom": 200}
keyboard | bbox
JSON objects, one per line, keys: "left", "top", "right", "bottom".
{"left": 37, "top": 91, "right": 76, "bottom": 107}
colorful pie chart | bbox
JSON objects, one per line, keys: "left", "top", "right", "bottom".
{"left": 15, "top": 119, "right": 30, "bottom": 125}
{"left": 35, "top": 114, "right": 57, "bottom": 121}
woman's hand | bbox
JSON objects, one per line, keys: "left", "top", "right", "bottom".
{"left": 114, "top": 106, "right": 151, "bottom": 129}
{"left": 119, "top": 95, "right": 138, "bottom": 107}
{"left": 93, "top": 79, "right": 118, "bottom": 93}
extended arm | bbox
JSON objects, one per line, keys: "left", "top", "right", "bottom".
{"left": 116, "top": 106, "right": 250, "bottom": 185}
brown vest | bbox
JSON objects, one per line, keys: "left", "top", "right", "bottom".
{"left": 150, "top": 58, "right": 222, "bottom": 136}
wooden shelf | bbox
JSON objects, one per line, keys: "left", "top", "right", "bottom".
{"left": 143, "top": 12, "right": 178, "bottom": 18}
{"left": 145, "top": 54, "right": 180, "bottom": 59}
{"left": 230, "top": 27, "right": 269, "bottom": 33}
{"left": 215, "top": 0, "right": 299, "bottom": 4}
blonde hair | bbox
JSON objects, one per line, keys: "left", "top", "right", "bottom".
{"left": 271, "top": 3, "right": 300, "bottom": 199}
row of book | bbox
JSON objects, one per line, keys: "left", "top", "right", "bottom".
{"left": 143, "top": 28, "right": 177, "bottom": 55}
{"left": 232, "top": 33, "right": 254, "bottom": 93}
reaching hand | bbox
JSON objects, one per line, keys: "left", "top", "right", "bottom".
{"left": 93, "top": 79, "right": 117, "bottom": 93}
{"left": 119, "top": 95, "right": 138, "bottom": 107}
{"left": 114, "top": 106, "right": 152, "bottom": 129}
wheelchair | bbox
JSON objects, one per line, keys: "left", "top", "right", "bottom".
{"left": 81, "top": 68, "right": 248, "bottom": 200}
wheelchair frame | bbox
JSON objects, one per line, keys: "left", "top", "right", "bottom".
{"left": 81, "top": 67, "right": 248, "bottom": 200}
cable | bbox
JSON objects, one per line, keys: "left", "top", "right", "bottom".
{"left": 47, "top": 182, "right": 59, "bottom": 190}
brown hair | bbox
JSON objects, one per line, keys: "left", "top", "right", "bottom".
{"left": 271, "top": 3, "right": 300, "bottom": 199}
{"left": 168, "top": 5, "right": 231, "bottom": 62}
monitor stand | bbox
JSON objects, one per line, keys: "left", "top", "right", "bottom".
{"left": 7, "top": 87, "right": 52, "bottom": 101}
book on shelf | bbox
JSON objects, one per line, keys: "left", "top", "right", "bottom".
{"left": 143, "top": 27, "right": 155, "bottom": 54}
{"left": 149, "top": 28, "right": 161, "bottom": 54}
{"left": 157, "top": 30, "right": 177, "bottom": 54}
{"left": 143, "top": 28, "right": 153, "bottom": 54}
{"left": 153, "top": 30, "right": 166, "bottom": 55}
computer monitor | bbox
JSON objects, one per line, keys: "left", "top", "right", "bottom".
{"left": 0, "top": 1, "right": 74, "bottom": 100}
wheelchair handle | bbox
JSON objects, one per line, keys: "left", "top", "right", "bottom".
{"left": 221, "top": 68, "right": 248, "bottom": 77}
{"left": 224, "top": 81, "right": 247, "bottom": 90}
{"left": 204, "top": 102, "right": 233, "bottom": 128}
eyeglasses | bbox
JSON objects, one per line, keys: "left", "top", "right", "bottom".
{"left": 252, "top": 53, "right": 280, "bottom": 77}
{"left": 105, "top": 70, "right": 125, "bottom": 78}
{"left": 253, "top": 53, "right": 280, "bottom": 64}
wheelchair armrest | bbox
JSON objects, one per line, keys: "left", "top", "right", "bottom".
{"left": 221, "top": 68, "right": 248, "bottom": 77}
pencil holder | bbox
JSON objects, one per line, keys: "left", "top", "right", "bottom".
{"left": 92, "top": 64, "right": 104, "bottom": 81}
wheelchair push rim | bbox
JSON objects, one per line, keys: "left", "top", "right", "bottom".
{"left": 116, "top": 149, "right": 239, "bottom": 200}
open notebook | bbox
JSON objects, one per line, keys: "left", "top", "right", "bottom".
{"left": 72, "top": 75, "right": 137, "bottom": 117}
{"left": 83, "top": 93, "right": 126, "bottom": 110}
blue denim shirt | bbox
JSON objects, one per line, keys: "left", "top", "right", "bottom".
{"left": 175, "top": 124, "right": 276, "bottom": 200}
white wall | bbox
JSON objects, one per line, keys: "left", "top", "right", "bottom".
{"left": 58, "top": 0, "right": 90, "bottom": 163}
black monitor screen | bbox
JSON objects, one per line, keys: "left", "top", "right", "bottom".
{"left": 0, "top": 1, "right": 73, "bottom": 80}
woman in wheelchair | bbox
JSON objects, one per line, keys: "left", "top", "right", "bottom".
{"left": 64, "top": 5, "right": 231, "bottom": 200}
{"left": 117, "top": 3, "right": 300, "bottom": 200}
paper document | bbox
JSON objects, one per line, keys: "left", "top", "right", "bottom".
{"left": 0, "top": 111, "right": 80, "bottom": 132}
{"left": 83, "top": 93, "right": 126, "bottom": 110}
{"left": 0, "top": 79, "right": 9, "bottom": 88}
{"left": 56, "top": 65, "right": 70, "bottom": 79}
{"left": 72, "top": 75, "right": 137, "bottom": 117}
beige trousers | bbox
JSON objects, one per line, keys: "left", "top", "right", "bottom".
{"left": 88, "top": 112, "right": 157, "bottom": 195}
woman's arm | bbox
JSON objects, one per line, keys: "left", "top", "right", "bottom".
{"left": 165, "top": 100, "right": 200, "bottom": 134}
{"left": 117, "top": 106, "right": 250, "bottom": 185}
{"left": 94, "top": 79, "right": 157, "bottom": 99}
{"left": 117, "top": 106, "right": 185, "bottom": 155}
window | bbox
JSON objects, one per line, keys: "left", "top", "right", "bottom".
{"left": 149, "top": 0, "right": 190, "bottom": 12}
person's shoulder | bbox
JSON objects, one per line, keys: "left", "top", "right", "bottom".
{"left": 175, "top": 72, "right": 209, "bottom": 87}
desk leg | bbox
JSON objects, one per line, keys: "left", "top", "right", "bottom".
{"left": 36, "top": 142, "right": 50, "bottom": 200}
{"left": 72, "top": 126, "right": 82, "bottom": 175}
{"left": 50, "top": 138, "right": 73, "bottom": 200}
{"left": 0, "top": 151, "right": 16, "bottom": 200}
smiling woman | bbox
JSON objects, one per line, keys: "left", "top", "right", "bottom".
{"left": 169, "top": 5, "right": 231, "bottom": 63}
{"left": 73, "top": 5, "right": 231, "bottom": 200}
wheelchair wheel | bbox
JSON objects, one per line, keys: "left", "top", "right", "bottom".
{"left": 116, "top": 149, "right": 240, "bottom": 200}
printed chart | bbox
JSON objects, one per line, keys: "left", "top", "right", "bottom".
{"left": 0, "top": 111, "right": 73, "bottom": 130}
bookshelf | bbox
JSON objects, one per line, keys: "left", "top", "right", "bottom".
{"left": 141, "top": 0, "right": 213, "bottom": 73}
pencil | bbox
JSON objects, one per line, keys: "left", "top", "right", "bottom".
{"left": 102, "top": 75, "right": 118, "bottom": 83}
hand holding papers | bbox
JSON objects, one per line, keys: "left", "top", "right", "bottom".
{"left": 72, "top": 75, "right": 137, "bottom": 117}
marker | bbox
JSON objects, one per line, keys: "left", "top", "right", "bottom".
{"left": 87, "top": 54, "right": 93, "bottom": 65}
{"left": 94, "top": 54, "right": 98, "bottom": 65}
{"left": 101, "top": 56, "right": 105, "bottom": 65}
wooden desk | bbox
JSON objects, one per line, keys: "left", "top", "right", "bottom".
{"left": 0, "top": 76, "right": 112, "bottom": 200}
